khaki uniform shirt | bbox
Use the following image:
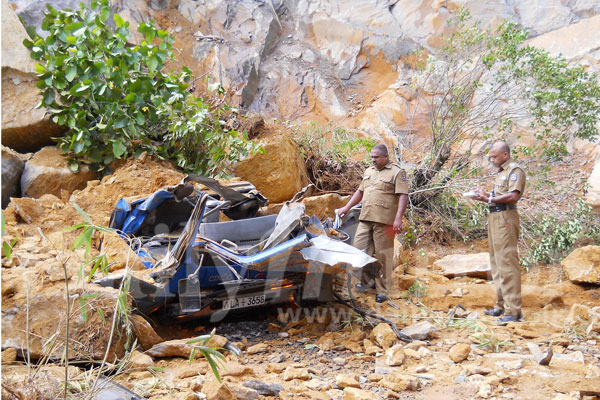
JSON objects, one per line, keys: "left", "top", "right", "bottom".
{"left": 358, "top": 162, "right": 409, "bottom": 225}
{"left": 491, "top": 158, "right": 526, "bottom": 204}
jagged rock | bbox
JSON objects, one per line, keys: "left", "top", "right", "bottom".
{"left": 404, "top": 348, "right": 421, "bottom": 360}
{"left": 1, "top": 146, "right": 26, "bottom": 208}
{"left": 234, "top": 132, "right": 308, "bottom": 203}
{"left": 222, "top": 362, "right": 254, "bottom": 377}
{"left": 404, "top": 340, "right": 428, "bottom": 351}
{"left": 130, "top": 314, "right": 163, "bottom": 350}
{"left": 400, "top": 321, "right": 438, "bottom": 341}
{"left": 363, "top": 339, "right": 381, "bottom": 356}
{"left": 526, "top": 342, "right": 553, "bottom": 365}
{"left": 283, "top": 366, "right": 311, "bottom": 381}
{"left": 372, "top": 323, "right": 396, "bottom": 349}
{"left": 246, "top": 343, "right": 268, "bottom": 354}
{"left": 243, "top": 380, "right": 284, "bottom": 396}
{"left": 335, "top": 374, "right": 360, "bottom": 388}
{"left": 229, "top": 384, "right": 259, "bottom": 400}
{"left": 1, "top": 285, "right": 128, "bottom": 361}
{"left": 449, "top": 343, "right": 471, "bottom": 363}
{"left": 202, "top": 378, "right": 235, "bottom": 400}
{"left": 434, "top": 253, "right": 491, "bottom": 279}
{"left": 130, "top": 350, "right": 153, "bottom": 369}
{"left": 380, "top": 373, "right": 420, "bottom": 391}
{"left": 343, "top": 387, "right": 378, "bottom": 400}
{"left": 1, "top": 2, "right": 66, "bottom": 153}
{"left": 146, "top": 335, "right": 228, "bottom": 358}
{"left": 464, "top": 364, "right": 492, "bottom": 376}
{"left": 21, "top": 146, "right": 98, "bottom": 199}
{"left": 561, "top": 246, "right": 600, "bottom": 284}
{"left": 385, "top": 344, "right": 405, "bottom": 366}
{"left": 566, "top": 303, "right": 600, "bottom": 333}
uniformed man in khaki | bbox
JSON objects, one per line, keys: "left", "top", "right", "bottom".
{"left": 473, "top": 141, "right": 526, "bottom": 323}
{"left": 336, "top": 144, "right": 409, "bottom": 303}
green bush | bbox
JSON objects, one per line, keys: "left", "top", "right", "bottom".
{"left": 521, "top": 199, "right": 600, "bottom": 268}
{"left": 25, "top": 0, "right": 257, "bottom": 175}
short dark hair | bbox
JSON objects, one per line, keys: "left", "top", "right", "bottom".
{"left": 372, "top": 144, "right": 388, "bottom": 155}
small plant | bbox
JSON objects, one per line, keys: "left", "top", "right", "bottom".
{"left": 291, "top": 121, "right": 375, "bottom": 194}
{"left": 341, "top": 310, "right": 374, "bottom": 332}
{"left": 471, "top": 332, "right": 513, "bottom": 353}
{"left": 1, "top": 212, "right": 18, "bottom": 261}
{"left": 405, "top": 280, "right": 428, "bottom": 299}
{"left": 521, "top": 199, "right": 600, "bottom": 268}
{"left": 187, "top": 328, "right": 227, "bottom": 383}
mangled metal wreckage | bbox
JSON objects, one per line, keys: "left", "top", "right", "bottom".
{"left": 97, "top": 176, "right": 375, "bottom": 321}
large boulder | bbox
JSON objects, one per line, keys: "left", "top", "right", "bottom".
{"left": 1, "top": 0, "right": 66, "bottom": 152}
{"left": 234, "top": 132, "right": 309, "bottom": 203}
{"left": 20, "top": 146, "right": 98, "bottom": 199}
{"left": 562, "top": 246, "right": 600, "bottom": 284}
{"left": 1, "top": 283, "right": 129, "bottom": 361}
{"left": 1, "top": 146, "right": 28, "bottom": 208}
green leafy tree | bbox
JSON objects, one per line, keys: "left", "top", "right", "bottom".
{"left": 406, "top": 9, "right": 600, "bottom": 208}
{"left": 24, "top": 0, "right": 257, "bottom": 175}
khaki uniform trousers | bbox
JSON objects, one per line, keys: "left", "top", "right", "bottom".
{"left": 488, "top": 209, "right": 522, "bottom": 317}
{"left": 353, "top": 221, "right": 395, "bottom": 296}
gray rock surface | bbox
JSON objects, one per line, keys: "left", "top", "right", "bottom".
{"left": 1, "top": 146, "right": 27, "bottom": 208}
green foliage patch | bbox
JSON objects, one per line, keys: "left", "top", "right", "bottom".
{"left": 25, "top": 0, "right": 257, "bottom": 175}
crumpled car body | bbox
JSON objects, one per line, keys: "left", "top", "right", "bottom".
{"left": 96, "top": 179, "right": 377, "bottom": 321}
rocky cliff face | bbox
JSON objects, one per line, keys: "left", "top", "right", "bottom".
{"left": 3, "top": 0, "right": 600, "bottom": 202}
{"left": 6, "top": 0, "right": 599, "bottom": 140}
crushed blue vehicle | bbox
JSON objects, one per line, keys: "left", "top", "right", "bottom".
{"left": 96, "top": 176, "right": 376, "bottom": 321}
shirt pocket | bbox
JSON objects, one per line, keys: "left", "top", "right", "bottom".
{"left": 375, "top": 177, "right": 395, "bottom": 191}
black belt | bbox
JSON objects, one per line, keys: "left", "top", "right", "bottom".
{"left": 488, "top": 204, "right": 517, "bottom": 213}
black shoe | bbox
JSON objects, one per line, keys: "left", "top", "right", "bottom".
{"left": 375, "top": 294, "right": 387, "bottom": 303}
{"left": 355, "top": 282, "right": 374, "bottom": 291}
{"left": 484, "top": 308, "right": 504, "bottom": 317}
{"left": 498, "top": 314, "right": 522, "bottom": 324}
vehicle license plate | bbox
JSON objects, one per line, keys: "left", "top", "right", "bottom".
{"left": 222, "top": 295, "right": 266, "bottom": 310}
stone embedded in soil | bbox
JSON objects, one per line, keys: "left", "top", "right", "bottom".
{"left": 566, "top": 303, "right": 600, "bottom": 333}
{"left": 561, "top": 245, "right": 600, "bottom": 284}
{"left": 404, "top": 348, "right": 421, "bottom": 360}
{"left": 336, "top": 374, "right": 361, "bottom": 388}
{"left": 372, "top": 323, "right": 396, "bottom": 349}
{"left": 400, "top": 321, "right": 438, "bottom": 341}
{"left": 202, "top": 378, "right": 235, "bottom": 400}
{"left": 385, "top": 344, "right": 406, "bottom": 366}
{"left": 380, "top": 373, "right": 421, "bottom": 391}
{"left": 222, "top": 362, "right": 254, "bottom": 377}
{"left": 464, "top": 364, "right": 492, "bottom": 376}
{"left": 283, "top": 366, "right": 311, "bottom": 381}
{"left": 449, "top": 343, "right": 471, "bottom": 363}
{"left": 433, "top": 252, "right": 491, "bottom": 279}
{"left": 229, "top": 384, "right": 259, "bottom": 400}
{"left": 343, "top": 387, "right": 379, "bottom": 400}
{"left": 246, "top": 342, "right": 268, "bottom": 354}
{"left": 131, "top": 314, "right": 164, "bottom": 350}
{"left": 404, "top": 340, "right": 428, "bottom": 351}
{"left": 146, "top": 336, "right": 227, "bottom": 359}
{"left": 130, "top": 350, "right": 153, "bottom": 369}
{"left": 243, "top": 380, "right": 284, "bottom": 396}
